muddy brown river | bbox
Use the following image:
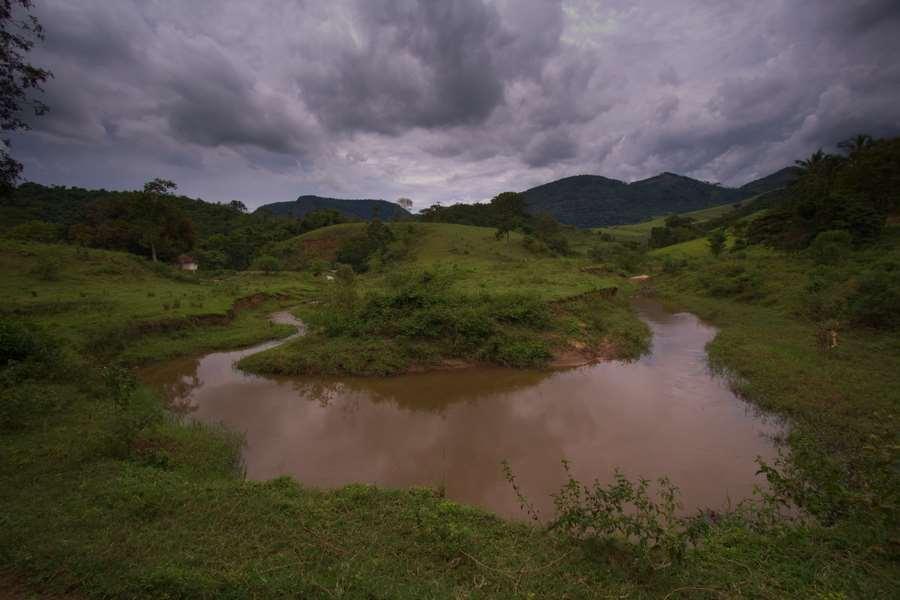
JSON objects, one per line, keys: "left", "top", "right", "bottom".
{"left": 139, "top": 299, "right": 781, "bottom": 519}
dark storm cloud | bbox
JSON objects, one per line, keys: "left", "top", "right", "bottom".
{"left": 313, "top": 0, "right": 503, "bottom": 131}
{"left": 523, "top": 129, "right": 578, "bottom": 167}
{"left": 12, "top": 0, "right": 900, "bottom": 207}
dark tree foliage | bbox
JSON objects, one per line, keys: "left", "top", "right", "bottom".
{"left": 492, "top": 191, "right": 527, "bottom": 241}
{"left": 298, "top": 208, "right": 348, "bottom": 234}
{"left": 420, "top": 201, "right": 496, "bottom": 227}
{"left": 420, "top": 191, "right": 531, "bottom": 240}
{"left": 335, "top": 219, "right": 394, "bottom": 273}
{"left": 647, "top": 215, "right": 701, "bottom": 249}
{"left": 527, "top": 212, "right": 571, "bottom": 255}
{"left": 1, "top": 0, "right": 51, "bottom": 194}
{"left": 73, "top": 180, "right": 195, "bottom": 262}
{"left": 0, "top": 182, "right": 305, "bottom": 269}
{"left": 706, "top": 230, "right": 727, "bottom": 256}
{"left": 748, "top": 135, "right": 900, "bottom": 249}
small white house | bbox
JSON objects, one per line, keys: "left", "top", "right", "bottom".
{"left": 177, "top": 255, "right": 198, "bottom": 271}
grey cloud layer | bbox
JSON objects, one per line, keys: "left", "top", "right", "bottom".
{"left": 13, "top": 0, "right": 900, "bottom": 208}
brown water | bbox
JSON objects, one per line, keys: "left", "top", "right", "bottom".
{"left": 139, "top": 301, "right": 781, "bottom": 519}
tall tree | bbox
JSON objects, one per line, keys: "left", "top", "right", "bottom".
{"left": 1, "top": 0, "right": 51, "bottom": 194}
{"left": 139, "top": 178, "right": 191, "bottom": 262}
{"left": 228, "top": 200, "right": 248, "bottom": 213}
{"left": 396, "top": 197, "right": 413, "bottom": 211}
{"left": 794, "top": 149, "right": 828, "bottom": 174}
{"left": 491, "top": 191, "right": 527, "bottom": 241}
{"left": 838, "top": 134, "right": 873, "bottom": 158}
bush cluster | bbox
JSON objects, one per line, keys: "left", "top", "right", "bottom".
{"left": 0, "top": 320, "right": 66, "bottom": 430}
{"left": 312, "top": 269, "right": 554, "bottom": 368}
{"left": 698, "top": 261, "right": 765, "bottom": 300}
{"left": 802, "top": 259, "right": 900, "bottom": 329}
{"left": 588, "top": 242, "right": 642, "bottom": 273}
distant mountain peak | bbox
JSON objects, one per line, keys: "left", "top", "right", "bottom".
{"left": 521, "top": 167, "right": 797, "bottom": 228}
{"left": 257, "top": 195, "right": 410, "bottom": 221}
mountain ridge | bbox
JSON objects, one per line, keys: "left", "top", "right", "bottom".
{"left": 256, "top": 195, "right": 411, "bottom": 221}
{"left": 521, "top": 166, "right": 799, "bottom": 227}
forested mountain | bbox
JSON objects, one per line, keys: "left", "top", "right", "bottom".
{"left": 737, "top": 166, "right": 802, "bottom": 196}
{"left": 521, "top": 168, "right": 799, "bottom": 227}
{"left": 257, "top": 195, "right": 411, "bottom": 221}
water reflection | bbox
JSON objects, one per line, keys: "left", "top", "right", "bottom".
{"left": 139, "top": 303, "right": 781, "bottom": 519}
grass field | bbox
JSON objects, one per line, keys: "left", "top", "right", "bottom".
{"left": 0, "top": 240, "right": 316, "bottom": 363}
{"left": 2, "top": 224, "right": 899, "bottom": 598}
{"left": 594, "top": 203, "right": 738, "bottom": 242}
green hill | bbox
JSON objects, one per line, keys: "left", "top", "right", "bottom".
{"left": 273, "top": 221, "right": 618, "bottom": 300}
{"left": 256, "top": 195, "right": 411, "bottom": 221}
{"left": 737, "top": 166, "right": 802, "bottom": 196}
{"left": 521, "top": 168, "right": 798, "bottom": 228}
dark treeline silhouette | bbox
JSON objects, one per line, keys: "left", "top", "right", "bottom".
{"left": 0, "top": 181, "right": 351, "bottom": 269}
{"left": 745, "top": 134, "right": 900, "bottom": 249}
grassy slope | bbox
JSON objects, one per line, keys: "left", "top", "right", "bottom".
{"left": 594, "top": 203, "right": 738, "bottom": 242}
{"left": 0, "top": 240, "right": 316, "bottom": 363}
{"left": 289, "top": 221, "right": 623, "bottom": 297}
{"left": 377, "top": 222, "right": 621, "bottom": 298}
{"left": 2, "top": 231, "right": 898, "bottom": 597}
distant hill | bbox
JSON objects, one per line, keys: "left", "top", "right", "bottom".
{"left": 256, "top": 195, "right": 411, "bottom": 221}
{"left": 521, "top": 168, "right": 799, "bottom": 228}
{"left": 737, "top": 166, "right": 802, "bottom": 197}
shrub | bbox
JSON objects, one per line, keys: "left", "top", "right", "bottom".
{"left": 699, "top": 262, "right": 764, "bottom": 300}
{"left": 251, "top": 255, "right": 281, "bottom": 274}
{"left": 504, "top": 460, "right": 688, "bottom": 569}
{"left": 0, "top": 321, "right": 66, "bottom": 430}
{"left": 807, "top": 230, "right": 853, "bottom": 265}
{"left": 661, "top": 256, "right": 687, "bottom": 273}
{"left": 848, "top": 267, "right": 900, "bottom": 329}
{"left": 729, "top": 236, "right": 749, "bottom": 252}
{"left": 0, "top": 381, "right": 63, "bottom": 430}
{"left": 706, "top": 230, "right": 727, "bottom": 256}
{"left": 30, "top": 256, "right": 61, "bottom": 281}
{"left": 5, "top": 220, "right": 61, "bottom": 243}
{"left": 0, "top": 319, "right": 58, "bottom": 368}
{"left": 522, "top": 235, "right": 551, "bottom": 255}
{"left": 306, "top": 258, "right": 329, "bottom": 276}
{"left": 589, "top": 243, "right": 642, "bottom": 273}
{"left": 302, "top": 268, "right": 556, "bottom": 369}
{"left": 335, "top": 220, "right": 395, "bottom": 273}
{"left": 487, "top": 293, "right": 550, "bottom": 327}
{"left": 336, "top": 236, "right": 375, "bottom": 272}
{"left": 480, "top": 334, "right": 551, "bottom": 367}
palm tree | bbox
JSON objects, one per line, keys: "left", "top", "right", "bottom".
{"left": 794, "top": 149, "right": 827, "bottom": 173}
{"left": 838, "top": 134, "right": 873, "bottom": 157}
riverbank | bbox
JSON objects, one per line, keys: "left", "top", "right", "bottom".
{"left": 644, "top": 230, "right": 900, "bottom": 595}
{"left": 2, "top": 234, "right": 898, "bottom": 597}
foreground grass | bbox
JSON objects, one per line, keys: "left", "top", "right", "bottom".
{"left": 2, "top": 233, "right": 899, "bottom": 597}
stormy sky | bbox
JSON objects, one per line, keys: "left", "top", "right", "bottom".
{"left": 12, "top": 0, "right": 900, "bottom": 210}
